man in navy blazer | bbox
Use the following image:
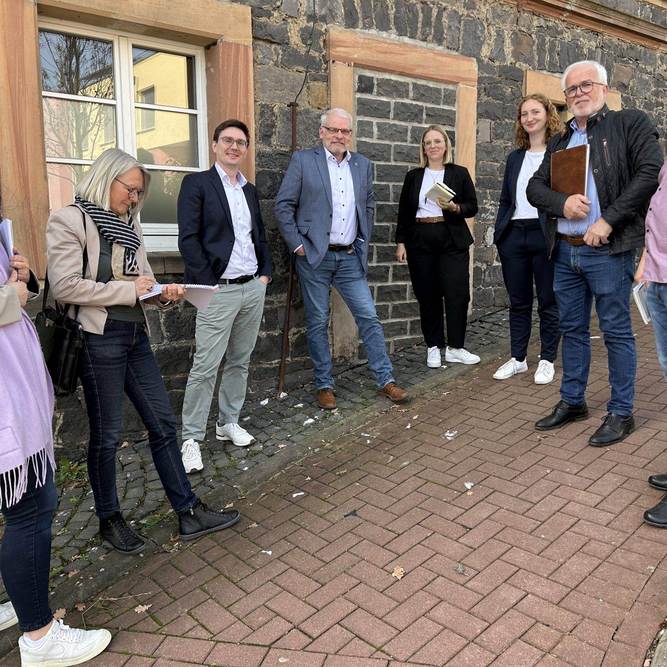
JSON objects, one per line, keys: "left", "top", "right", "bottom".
{"left": 275, "top": 108, "right": 407, "bottom": 409}
{"left": 178, "top": 119, "right": 271, "bottom": 471}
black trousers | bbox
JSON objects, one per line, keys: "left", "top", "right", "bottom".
{"left": 406, "top": 222, "right": 470, "bottom": 349}
{"left": 497, "top": 219, "right": 559, "bottom": 362}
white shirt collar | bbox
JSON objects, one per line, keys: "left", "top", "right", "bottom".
{"left": 215, "top": 162, "right": 247, "bottom": 187}
{"left": 324, "top": 147, "right": 351, "bottom": 164}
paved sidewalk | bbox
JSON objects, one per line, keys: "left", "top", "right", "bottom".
{"left": 3, "top": 316, "right": 667, "bottom": 666}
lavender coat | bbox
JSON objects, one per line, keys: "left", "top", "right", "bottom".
{"left": 0, "top": 237, "right": 55, "bottom": 508}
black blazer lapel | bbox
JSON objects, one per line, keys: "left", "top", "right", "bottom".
{"left": 207, "top": 166, "right": 233, "bottom": 228}
{"left": 411, "top": 168, "right": 425, "bottom": 209}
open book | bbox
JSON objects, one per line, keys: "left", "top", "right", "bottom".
{"left": 139, "top": 283, "right": 219, "bottom": 310}
{"left": 425, "top": 181, "right": 456, "bottom": 204}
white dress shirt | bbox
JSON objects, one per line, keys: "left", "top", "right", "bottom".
{"left": 325, "top": 148, "right": 357, "bottom": 246}
{"left": 215, "top": 163, "right": 258, "bottom": 279}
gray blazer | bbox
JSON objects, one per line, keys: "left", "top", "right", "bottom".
{"left": 275, "top": 146, "right": 375, "bottom": 273}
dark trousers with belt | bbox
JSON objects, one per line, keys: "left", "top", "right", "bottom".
{"left": 497, "top": 219, "right": 559, "bottom": 362}
{"left": 407, "top": 223, "right": 470, "bottom": 349}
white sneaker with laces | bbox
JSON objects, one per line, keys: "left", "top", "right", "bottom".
{"left": 426, "top": 346, "right": 442, "bottom": 368}
{"left": 216, "top": 422, "right": 254, "bottom": 447}
{"left": 493, "top": 357, "right": 528, "bottom": 380}
{"left": 181, "top": 439, "right": 203, "bottom": 473}
{"left": 0, "top": 601, "right": 18, "bottom": 631}
{"left": 534, "top": 359, "right": 555, "bottom": 385}
{"left": 19, "top": 619, "right": 112, "bottom": 667}
{"left": 445, "top": 347, "right": 480, "bottom": 365}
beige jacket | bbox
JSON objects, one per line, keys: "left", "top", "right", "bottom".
{"left": 46, "top": 204, "right": 166, "bottom": 335}
{"left": 0, "top": 286, "right": 21, "bottom": 327}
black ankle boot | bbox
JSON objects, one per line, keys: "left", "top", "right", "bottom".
{"left": 99, "top": 513, "right": 145, "bottom": 554}
{"left": 178, "top": 500, "right": 240, "bottom": 541}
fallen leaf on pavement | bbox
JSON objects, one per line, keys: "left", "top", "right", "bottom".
{"left": 54, "top": 607, "right": 67, "bottom": 619}
{"left": 392, "top": 566, "right": 405, "bottom": 580}
{"left": 134, "top": 604, "right": 152, "bottom": 614}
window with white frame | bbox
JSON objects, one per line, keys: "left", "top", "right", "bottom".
{"left": 39, "top": 20, "right": 208, "bottom": 252}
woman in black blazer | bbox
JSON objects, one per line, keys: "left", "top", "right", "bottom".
{"left": 493, "top": 93, "right": 563, "bottom": 384}
{"left": 396, "top": 124, "right": 479, "bottom": 369}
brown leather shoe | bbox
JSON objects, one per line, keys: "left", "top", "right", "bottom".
{"left": 316, "top": 388, "right": 336, "bottom": 410}
{"left": 379, "top": 382, "right": 408, "bottom": 402}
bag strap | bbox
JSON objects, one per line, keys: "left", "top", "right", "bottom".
{"left": 43, "top": 205, "right": 89, "bottom": 318}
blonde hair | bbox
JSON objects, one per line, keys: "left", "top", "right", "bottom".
{"left": 75, "top": 148, "right": 151, "bottom": 214}
{"left": 514, "top": 94, "right": 565, "bottom": 149}
{"left": 419, "top": 125, "right": 453, "bottom": 168}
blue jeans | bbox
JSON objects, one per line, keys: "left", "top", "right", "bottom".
{"left": 553, "top": 241, "right": 636, "bottom": 415}
{"left": 80, "top": 320, "right": 196, "bottom": 519}
{"left": 647, "top": 282, "right": 667, "bottom": 377}
{"left": 295, "top": 251, "right": 394, "bottom": 389}
{"left": 1, "top": 466, "right": 57, "bottom": 631}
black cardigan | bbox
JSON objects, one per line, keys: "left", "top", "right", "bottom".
{"left": 396, "top": 164, "right": 478, "bottom": 249}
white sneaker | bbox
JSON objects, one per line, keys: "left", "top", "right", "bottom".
{"left": 534, "top": 359, "right": 555, "bottom": 385}
{"left": 181, "top": 439, "right": 203, "bottom": 473}
{"left": 445, "top": 347, "right": 480, "bottom": 365}
{"left": 493, "top": 357, "right": 528, "bottom": 380}
{"left": 19, "top": 619, "right": 112, "bottom": 667}
{"left": 426, "top": 346, "right": 442, "bottom": 368}
{"left": 0, "top": 601, "right": 18, "bottom": 631}
{"left": 216, "top": 422, "right": 254, "bottom": 447}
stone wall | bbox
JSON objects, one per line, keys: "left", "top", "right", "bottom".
{"left": 51, "top": 0, "right": 667, "bottom": 448}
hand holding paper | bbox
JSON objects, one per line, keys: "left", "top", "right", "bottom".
{"left": 139, "top": 283, "right": 219, "bottom": 310}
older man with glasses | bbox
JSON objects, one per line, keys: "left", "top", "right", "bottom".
{"left": 276, "top": 108, "right": 408, "bottom": 410}
{"left": 527, "top": 60, "right": 663, "bottom": 446}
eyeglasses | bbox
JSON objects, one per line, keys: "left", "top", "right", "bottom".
{"left": 423, "top": 139, "right": 445, "bottom": 147}
{"left": 322, "top": 126, "right": 353, "bottom": 137}
{"left": 218, "top": 136, "right": 248, "bottom": 148}
{"left": 563, "top": 80, "right": 606, "bottom": 99}
{"left": 114, "top": 177, "right": 144, "bottom": 198}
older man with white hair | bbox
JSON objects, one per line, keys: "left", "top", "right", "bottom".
{"left": 527, "top": 60, "right": 663, "bottom": 446}
{"left": 276, "top": 108, "right": 408, "bottom": 409}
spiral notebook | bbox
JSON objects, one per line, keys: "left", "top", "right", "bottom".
{"left": 139, "top": 283, "right": 218, "bottom": 310}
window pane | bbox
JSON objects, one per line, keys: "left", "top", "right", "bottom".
{"left": 43, "top": 98, "right": 116, "bottom": 160}
{"left": 46, "top": 163, "right": 89, "bottom": 212}
{"left": 133, "top": 48, "right": 195, "bottom": 109}
{"left": 40, "top": 30, "right": 114, "bottom": 99}
{"left": 141, "top": 171, "right": 188, "bottom": 224}
{"left": 136, "top": 110, "right": 198, "bottom": 168}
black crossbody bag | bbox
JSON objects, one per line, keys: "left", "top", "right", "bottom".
{"left": 35, "top": 206, "right": 88, "bottom": 396}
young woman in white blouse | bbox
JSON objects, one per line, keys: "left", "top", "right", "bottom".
{"left": 395, "top": 124, "right": 479, "bottom": 369}
{"left": 493, "top": 94, "right": 564, "bottom": 384}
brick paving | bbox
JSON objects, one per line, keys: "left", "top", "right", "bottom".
{"left": 3, "top": 314, "right": 667, "bottom": 666}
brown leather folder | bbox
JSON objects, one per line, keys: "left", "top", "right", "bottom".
{"left": 550, "top": 144, "right": 589, "bottom": 195}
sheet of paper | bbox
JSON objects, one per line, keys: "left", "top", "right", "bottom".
{"left": 138, "top": 283, "right": 219, "bottom": 311}
{"left": 0, "top": 218, "right": 13, "bottom": 256}
{"left": 184, "top": 284, "right": 219, "bottom": 310}
{"left": 633, "top": 282, "right": 651, "bottom": 324}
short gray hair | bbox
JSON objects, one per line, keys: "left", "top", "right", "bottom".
{"left": 561, "top": 60, "right": 608, "bottom": 90}
{"left": 320, "top": 108, "right": 353, "bottom": 128}
{"left": 75, "top": 148, "right": 151, "bottom": 214}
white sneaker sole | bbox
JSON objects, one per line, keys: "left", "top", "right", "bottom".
{"left": 216, "top": 434, "right": 254, "bottom": 447}
{"left": 183, "top": 462, "right": 204, "bottom": 473}
{"left": 0, "top": 614, "right": 18, "bottom": 631}
{"left": 534, "top": 375, "right": 555, "bottom": 385}
{"left": 446, "top": 357, "right": 480, "bottom": 365}
{"left": 493, "top": 367, "right": 528, "bottom": 380}
{"left": 21, "top": 629, "right": 113, "bottom": 667}
{"left": 427, "top": 361, "right": 442, "bottom": 368}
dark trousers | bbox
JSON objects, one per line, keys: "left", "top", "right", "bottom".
{"left": 80, "top": 320, "right": 197, "bottom": 519}
{"left": 497, "top": 219, "right": 559, "bottom": 362}
{"left": 1, "top": 466, "right": 57, "bottom": 631}
{"left": 407, "top": 223, "right": 470, "bottom": 349}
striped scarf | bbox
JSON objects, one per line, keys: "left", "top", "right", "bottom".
{"left": 75, "top": 195, "right": 141, "bottom": 276}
